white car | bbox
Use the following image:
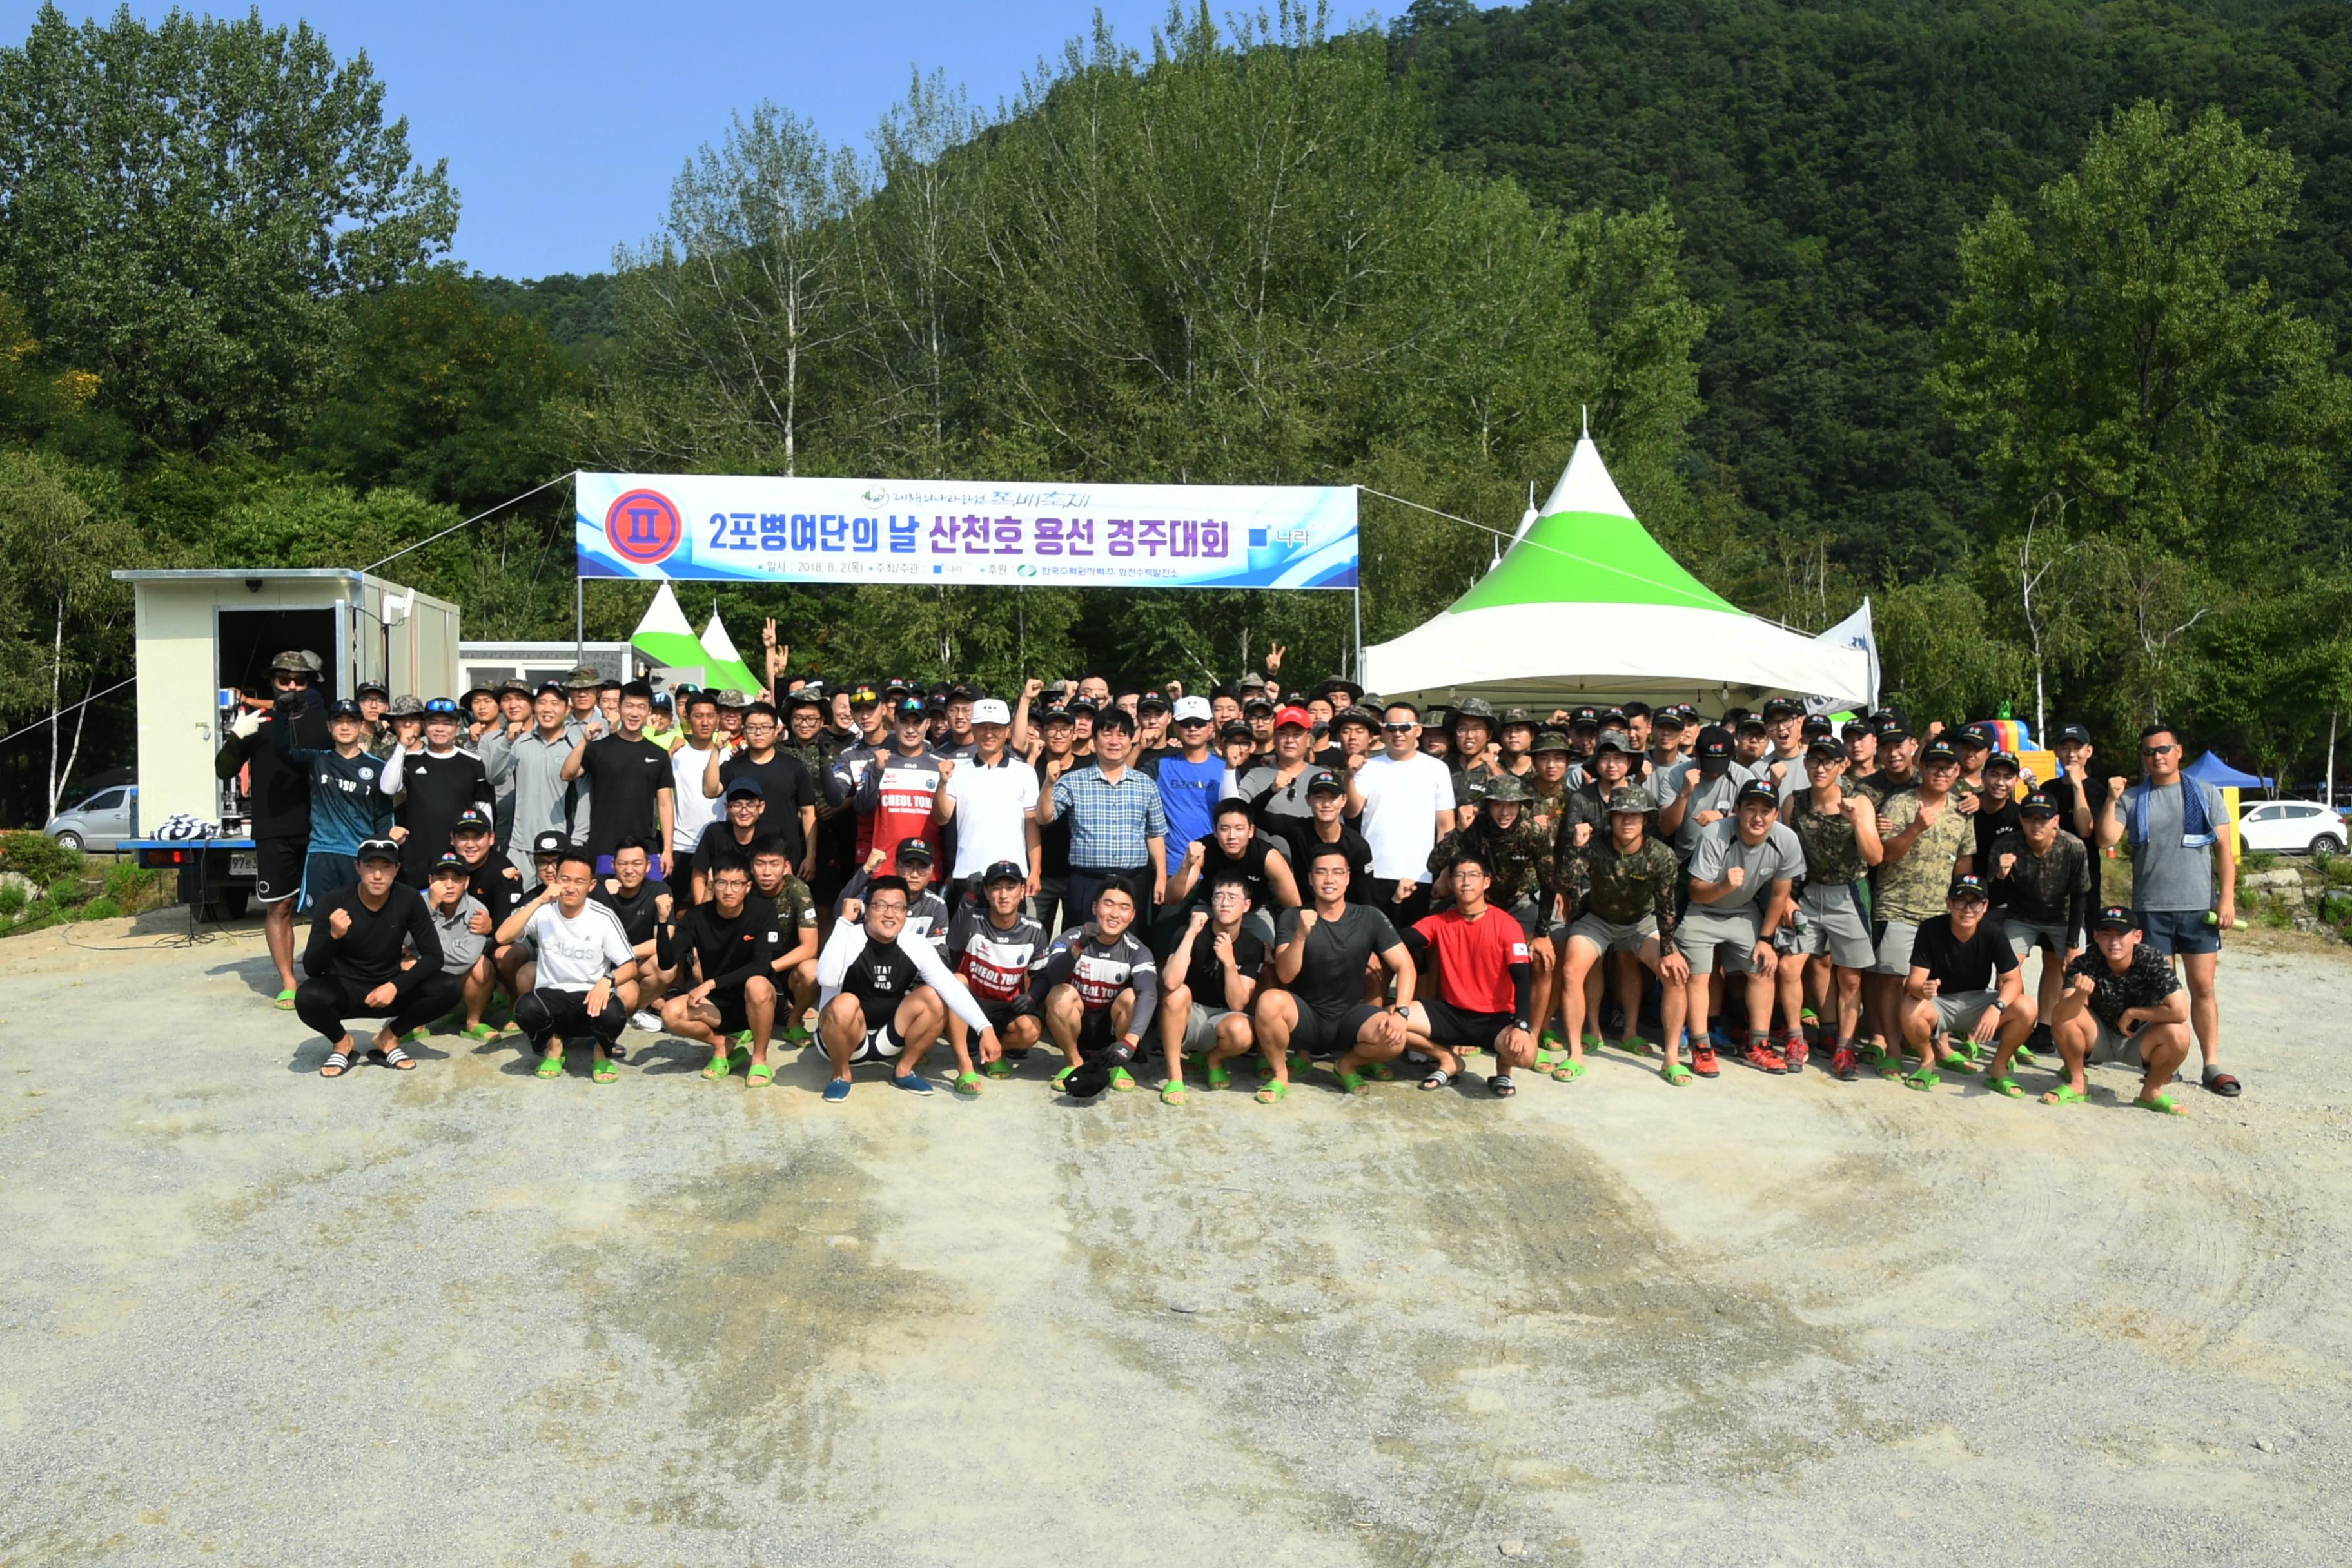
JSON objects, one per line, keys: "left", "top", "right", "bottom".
{"left": 2237, "top": 799, "right": 2347, "bottom": 856}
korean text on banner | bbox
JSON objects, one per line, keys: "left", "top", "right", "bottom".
{"left": 576, "top": 473, "right": 1358, "bottom": 591}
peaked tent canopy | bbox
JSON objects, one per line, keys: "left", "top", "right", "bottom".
{"left": 698, "top": 612, "right": 762, "bottom": 697}
{"left": 1362, "top": 434, "right": 1872, "bottom": 711}
{"left": 2184, "top": 750, "right": 2271, "bottom": 790}
{"left": 626, "top": 585, "right": 760, "bottom": 694}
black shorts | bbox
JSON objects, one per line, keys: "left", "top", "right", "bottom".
{"left": 977, "top": 992, "right": 1040, "bottom": 1032}
{"left": 1418, "top": 996, "right": 1516, "bottom": 1050}
{"left": 1286, "top": 1001, "right": 1385, "bottom": 1059}
{"left": 254, "top": 836, "right": 306, "bottom": 905}
{"left": 1075, "top": 1007, "right": 1120, "bottom": 1057}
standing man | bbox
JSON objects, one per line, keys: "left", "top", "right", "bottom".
{"left": 495, "top": 684, "right": 584, "bottom": 882}
{"left": 1556, "top": 787, "right": 1690, "bottom": 1081}
{"left": 855, "top": 696, "right": 951, "bottom": 868}
{"left": 563, "top": 680, "right": 676, "bottom": 879}
{"left": 2043, "top": 722, "right": 2112, "bottom": 906}
{"left": 1989, "top": 787, "right": 2090, "bottom": 1059}
{"left": 272, "top": 694, "right": 397, "bottom": 912}
{"left": 707, "top": 699, "right": 819, "bottom": 882}
{"left": 932, "top": 697, "right": 1041, "bottom": 899}
{"left": 382, "top": 697, "right": 493, "bottom": 887}
{"left": 2097, "top": 723, "right": 2237, "bottom": 1096}
{"left": 1779, "top": 737, "right": 1882, "bottom": 1079}
{"left": 1349, "top": 701, "right": 1456, "bottom": 927}
{"left": 1036, "top": 705, "right": 1168, "bottom": 931}
{"left": 1237, "top": 706, "right": 1322, "bottom": 830}
{"left": 1153, "top": 695, "right": 1226, "bottom": 859}
{"left": 218, "top": 649, "right": 327, "bottom": 1008}
{"left": 668, "top": 691, "right": 726, "bottom": 903}
{"left": 295, "top": 838, "right": 451, "bottom": 1077}
{"left": 1275, "top": 769, "right": 1375, "bottom": 905}
{"left": 1867, "top": 737, "right": 1974, "bottom": 1061}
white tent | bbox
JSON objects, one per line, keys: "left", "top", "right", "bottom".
{"left": 1363, "top": 434, "right": 1873, "bottom": 711}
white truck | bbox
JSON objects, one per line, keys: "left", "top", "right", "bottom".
{"left": 111, "top": 569, "right": 460, "bottom": 919}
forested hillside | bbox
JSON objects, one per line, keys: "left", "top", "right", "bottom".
{"left": 5, "top": 0, "right": 2352, "bottom": 823}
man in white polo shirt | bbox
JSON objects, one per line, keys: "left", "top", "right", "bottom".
{"left": 932, "top": 696, "right": 1043, "bottom": 902}
{"left": 1347, "top": 700, "right": 1456, "bottom": 926}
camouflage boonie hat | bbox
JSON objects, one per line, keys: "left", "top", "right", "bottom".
{"left": 386, "top": 694, "right": 426, "bottom": 717}
{"left": 564, "top": 664, "right": 602, "bottom": 690}
{"left": 269, "top": 649, "right": 313, "bottom": 674}
{"left": 1498, "top": 707, "right": 1531, "bottom": 726}
{"left": 1480, "top": 772, "right": 1530, "bottom": 804}
{"left": 1605, "top": 786, "right": 1652, "bottom": 816}
{"left": 1452, "top": 696, "right": 1495, "bottom": 722}
{"left": 717, "top": 689, "right": 749, "bottom": 709}
{"left": 1529, "top": 730, "right": 1572, "bottom": 755}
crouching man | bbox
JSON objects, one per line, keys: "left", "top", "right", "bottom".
{"left": 297, "top": 836, "right": 456, "bottom": 1076}
{"left": 2039, "top": 905, "right": 2195, "bottom": 1115}
{"left": 812, "top": 875, "right": 999, "bottom": 1102}
{"left": 1035, "top": 876, "right": 1159, "bottom": 1098}
{"left": 656, "top": 852, "right": 781, "bottom": 1084}
{"left": 504, "top": 850, "right": 640, "bottom": 1083}
{"left": 1899, "top": 874, "right": 2037, "bottom": 1093}
{"left": 410, "top": 852, "right": 498, "bottom": 1042}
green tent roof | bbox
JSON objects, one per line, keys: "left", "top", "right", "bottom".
{"left": 1447, "top": 436, "right": 1737, "bottom": 616}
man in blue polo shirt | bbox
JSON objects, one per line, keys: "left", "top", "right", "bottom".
{"left": 1152, "top": 695, "right": 1225, "bottom": 859}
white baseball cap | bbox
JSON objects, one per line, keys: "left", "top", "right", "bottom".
{"left": 1172, "top": 695, "right": 1212, "bottom": 722}
{"left": 972, "top": 698, "right": 1012, "bottom": 725}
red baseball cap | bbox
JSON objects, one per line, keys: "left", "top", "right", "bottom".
{"left": 1274, "top": 705, "right": 1315, "bottom": 730}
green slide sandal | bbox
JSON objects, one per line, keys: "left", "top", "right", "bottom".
{"left": 534, "top": 1053, "right": 564, "bottom": 1079}
{"left": 745, "top": 1061, "right": 774, "bottom": 1087}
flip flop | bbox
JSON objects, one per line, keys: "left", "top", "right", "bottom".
{"left": 591, "top": 1058, "right": 618, "bottom": 1084}
{"left": 402, "top": 1027, "right": 429, "bottom": 1043}
{"left": 1984, "top": 1074, "right": 2025, "bottom": 1098}
{"left": 1204, "top": 1063, "right": 1231, "bottom": 1090}
{"left": 1617, "top": 1035, "right": 1653, "bottom": 1057}
{"left": 534, "top": 1053, "right": 564, "bottom": 1079}
{"left": 954, "top": 1070, "right": 981, "bottom": 1096}
{"left": 781, "top": 1025, "right": 812, "bottom": 1047}
{"left": 1549, "top": 1057, "right": 1587, "bottom": 1083}
{"left": 2136, "top": 1092, "right": 2188, "bottom": 1116}
{"left": 1660, "top": 1061, "right": 1693, "bottom": 1086}
{"left": 377, "top": 1044, "right": 416, "bottom": 1072}
{"left": 1489, "top": 1074, "right": 1516, "bottom": 1098}
{"left": 2041, "top": 1084, "right": 2088, "bottom": 1106}
{"left": 274, "top": 988, "right": 297, "bottom": 1010}
{"left": 1052, "top": 1065, "right": 1078, "bottom": 1091}
{"left": 318, "top": 1050, "right": 350, "bottom": 1078}
{"left": 1363, "top": 1063, "right": 1395, "bottom": 1081}
{"left": 701, "top": 1052, "right": 732, "bottom": 1081}
{"left": 1255, "top": 1079, "right": 1289, "bottom": 1104}
{"left": 983, "top": 1056, "right": 1014, "bottom": 1079}
{"left": 747, "top": 1061, "right": 775, "bottom": 1087}
{"left": 1159, "top": 1080, "right": 1186, "bottom": 1104}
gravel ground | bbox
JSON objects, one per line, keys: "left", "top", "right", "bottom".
{"left": 3, "top": 912, "right": 2349, "bottom": 1566}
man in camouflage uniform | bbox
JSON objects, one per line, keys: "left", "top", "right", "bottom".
{"left": 1554, "top": 729, "right": 1639, "bottom": 857}
{"left": 1429, "top": 772, "right": 1558, "bottom": 1054}
{"left": 1554, "top": 785, "right": 1689, "bottom": 1080}
{"left": 1526, "top": 731, "right": 1573, "bottom": 831}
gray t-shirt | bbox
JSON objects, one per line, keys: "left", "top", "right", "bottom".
{"left": 1689, "top": 819, "right": 1807, "bottom": 915}
{"left": 1666, "top": 764, "right": 1747, "bottom": 859}
{"left": 2128, "top": 779, "right": 2227, "bottom": 913}
{"left": 427, "top": 892, "right": 489, "bottom": 975}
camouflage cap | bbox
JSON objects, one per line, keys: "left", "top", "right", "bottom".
{"left": 1498, "top": 707, "right": 1531, "bottom": 726}
{"left": 1529, "top": 730, "right": 1573, "bottom": 754}
{"left": 1480, "top": 772, "right": 1530, "bottom": 803}
{"left": 1452, "top": 696, "right": 1495, "bottom": 722}
{"left": 716, "top": 689, "right": 749, "bottom": 709}
{"left": 269, "top": 649, "right": 314, "bottom": 674}
{"left": 1592, "top": 728, "right": 1635, "bottom": 756}
{"left": 1606, "top": 786, "right": 1652, "bottom": 816}
{"left": 564, "top": 664, "right": 602, "bottom": 690}
{"left": 386, "top": 694, "right": 426, "bottom": 717}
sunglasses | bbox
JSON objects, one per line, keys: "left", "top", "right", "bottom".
{"left": 2141, "top": 744, "right": 2177, "bottom": 756}
{"left": 424, "top": 700, "right": 460, "bottom": 715}
{"left": 1381, "top": 722, "right": 1416, "bottom": 733}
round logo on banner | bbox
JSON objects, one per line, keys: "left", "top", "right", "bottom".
{"left": 604, "top": 489, "right": 682, "bottom": 565}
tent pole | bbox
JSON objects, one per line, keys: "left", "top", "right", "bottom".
{"left": 574, "top": 578, "right": 584, "bottom": 663}
{"left": 1352, "top": 584, "right": 1364, "bottom": 687}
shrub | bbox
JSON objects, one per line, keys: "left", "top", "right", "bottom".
{"left": 2251, "top": 894, "right": 2295, "bottom": 931}
{"left": 0, "top": 883, "right": 24, "bottom": 920}
{"left": 72, "top": 896, "right": 121, "bottom": 921}
{"left": 0, "top": 831, "right": 84, "bottom": 886}
{"left": 14, "top": 896, "right": 59, "bottom": 930}
{"left": 2239, "top": 850, "right": 2280, "bottom": 875}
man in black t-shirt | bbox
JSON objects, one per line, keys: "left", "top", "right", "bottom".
{"left": 2041, "top": 905, "right": 2193, "bottom": 1113}
{"left": 709, "top": 700, "right": 819, "bottom": 877}
{"left": 691, "top": 779, "right": 769, "bottom": 902}
{"left": 217, "top": 651, "right": 330, "bottom": 1007}
{"left": 562, "top": 681, "right": 675, "bottom": 876}
{"left": 1156, "top": 871, "right": 1266, "bottom": 1102}
{"left": 2042, "top": 723, "right": 2113, "bottom": 905}
{"left": 591, "top": 842, "right": 674, "bottom": 1032}
{"left": 654, "top": 850, "right": 781, "bottom": 1082}
{"left": 1164, "top": 798, "right": 1300, "bottom": 945}
{"left": 1898, "top": 874, "right": 2036, "bottom": 1093}
{"left": 383, "top": 698, "right": 494, "bottom": 887}
{"left": 294, "top": 838, "right": 453, "bottom": 1077}
{"left": 1276, "top": 769, "right": 1375, "bottom": 905}
{"left": 1988, "top": 788, "right": 2090, "bottom": 1056}
{"left": 1252, "top": 843, "right": 1415, "bottom": 1102}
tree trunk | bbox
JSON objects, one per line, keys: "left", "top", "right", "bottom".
{"left": 46, "top": 590, "right": 64, "bottom": 821}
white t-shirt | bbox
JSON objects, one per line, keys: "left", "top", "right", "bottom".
{"left": 671, "top": 740, "right": 723, "bottom": 853}
{"left": 524, "top": 899, "right": 636, "bottom": 992}
{"left": 941, "top": 753, "right": 1041, "bottom": 877}
{"left": 1355, "top": 750, "right": 1455, "bottom": 882}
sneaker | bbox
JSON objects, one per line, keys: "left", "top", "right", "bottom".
{"left": 1690, "top": 1045, "right": 1721, "bottom": 1079}
{"left": 1708, "top": 1025, "right": 1739, "bottom": 1052}
{"left": 822, "top": 1078, "right": 852, "bottom": 1102}
{"left": 1830, "top": 1045, "right": 1860, "bottom": 1081}
{"left": 629, "top": 1008, "right": 663, "bottom": 1034}
{"left": 1784, "top": 1034, "right": 1809, "bottom": 1074}
{"left": 1741, "top": 1040, "right": 1787, "bottom": 1074}
{"left": 890, "top": 1071, "right": 934, "bottom": 1095}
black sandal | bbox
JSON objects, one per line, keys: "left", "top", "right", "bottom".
{"left": 318, "top": 1050, "right": 351, "bottom": 1078}
{"left": 1489, "top": 1073, "right": 1516, "bottom": 1098}
{"left": 2202, "top": 1066, "right": 2242, "bottom": 1097}
{"left": 1419, "top": 1069, "right": 1451, "bottom": 1092}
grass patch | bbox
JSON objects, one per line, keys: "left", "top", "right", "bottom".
{"left": 2250, "top": 894, "right": 2297, "bottom": 931}
{"left": 72, "top": 896, "right": 122, "bottom": 922}
{"left": 2240, "top": 850, "right": 2281, "bottom": 875}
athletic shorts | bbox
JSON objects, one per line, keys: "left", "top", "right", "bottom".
{"left": 1179, "top": 1003, "right": 1240, "bottom": 1054}
{"left": 847, "top": 1021, "right": 906, "bottom": 1064}
{"left": 1678, "top": 906, "right": 1761, "bottom": 975}
{"left": 1872, "top": 919, "right": 1921, "bottom": 977}
{"left": 1932, "top": 990, "right": 2001, "bottom": 1037}
{"left": 2004, "top": 916, "right": 2073, "bottom": 958}
{"left": 594, "top": 851, "right": 665, "bottom": 880}
{"left": 1508, "top": 899, "right": 1550, "bottom": 943}
{"left": 1286, "top": 1001, "right": 1385, "bottom": 1059}
{"left": 1794, "top": 885, "right": 1874, "bottom": 968}
{"left": 1417, "top": 996, "right": 1516, "bottom": 1050}
{"left": 977, "top": 992, "right": 1040, "bottom": 1034}
{"left": 2088, "top": 1015, "right": 2145, "bottom": 1068}
{"left": 2135, "top": 908, "right": 2220, "bottom": 957}
{"left": 255, "top": 836, "right": 306, "bottom": 906}
{"left": 708, "top": 990, "right": 755, "bottom": 1037}
{"left": 300, "top": 851, "right": 357, "bottom": 913}
{"left": 1567, "top": 910, "right": 1656, "bottom": 956}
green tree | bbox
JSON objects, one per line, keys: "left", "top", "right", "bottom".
{"left": 1934, "top": 100, "right": 2351, "bottom": 556}
{"left": 0, "top": 3, "right": 457, "bottom": 451}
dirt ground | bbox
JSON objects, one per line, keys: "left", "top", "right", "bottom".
{"left": 3, "top": 910, "right": 2349, "bottom": 1567}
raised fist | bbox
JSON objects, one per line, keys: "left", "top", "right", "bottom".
{"left": 1723, "top": 865, "right": 1745, "bottom": 889}
{"left": 1997, "top": 853, "right": 2016, "bottom": 878}
{"left": 2106, "top": 776, "right": 2128, "bottom": 799}
{"left": 1188, "top": 908, "right": 1210, "bottom": 935}
{"left": 1023, "top": 678, "right": 1044, "bottom": 700}
{"left": 328, "top": 906, "right": 353, "bottom": 938}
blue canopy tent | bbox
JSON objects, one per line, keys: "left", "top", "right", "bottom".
{"left": 2184, "top": 750, "right": 2271, "bottom": 791}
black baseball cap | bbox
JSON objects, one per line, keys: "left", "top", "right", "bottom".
{"left": 1921, "top": 738, "right": 1960, "bottom": 763}
{"left": 1761, "top": 696, "right": 1803, "bottom": 720}
{"left": 327, "top": 698, "right": 364, "bottom": 720}
{"left": 1736, "top": 713, "right": 1769, "bottom": 734}
{"left": 1954, "top": 723, "right": 1993, "bottom": 750}
{"left": 1305, "top": 769, "right": 1346, "bottom": 796}
{"left": 1695, "top": 724, "right": 1734, "bottom": 763}
{"left": 895, "top": 838, "right": 934, "bottom": 864}
{"left": 1948, "top": 874, "right": 1991, "bottom": 902}
{"left": 1805, "top": 736, "right": 1845, "bottom": 760}
{"left": 2054, "top": 723, "right": 2092, "bottom": 745}
{"left": 1242, "top": 692, "right": 1275, "bottom": 713}
{"left": 452, "top": 808, "right": 493, "bottom": 834}
{"left": 981, "top": 859, "right": 1026, "bottom": 887}
{"left": 355, "top": 837, "right": 403, "bottom": 865}
{"left": 1984, "top": 749, "right": 2022, "bottom": 773}
{"left": 1220, "top": 720, "right": 1254, "bottom": 743}
{"left": 356, "top": 680, "right": 389, "bottom": 699}
{"left": 2019, "top": 789, "right": 2061, "bottom": 817}
{"left": 1735, "top": 778, "right": 1780, "bottom": 809}
{"left": 896, "top": 696, "right": 927, "bottom": 718}
{"left": 1137, "top": 689, "right": 1170, "bottom": 712}
{"left": 2092, "top": 905, "right": 2137, "bottom": 932}
{"left": 723, "top": 778, "right": 765, "bottom": 800}
{"left": 429, "top": 853, "right": 468, "bottom": 877}
{"left": 531, "top": 830, "right": 567, "bottom": 857}
{"left": 1801, "top": 715, "right": 1834, "bottom": 740}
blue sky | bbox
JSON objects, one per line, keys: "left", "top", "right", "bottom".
{"left": 10, "top": 2, "right": 1404, "bottom": 280}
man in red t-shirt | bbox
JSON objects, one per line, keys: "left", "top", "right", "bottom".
{"left": 1400, "top": 848, "right": 1537, "bottom": 1097}
{"left": 854, "top": 696, "right": 952, "bottom": 866}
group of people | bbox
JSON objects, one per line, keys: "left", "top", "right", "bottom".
{"left": 217, "top": 643, "right": 2240, "bottom": 1114}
